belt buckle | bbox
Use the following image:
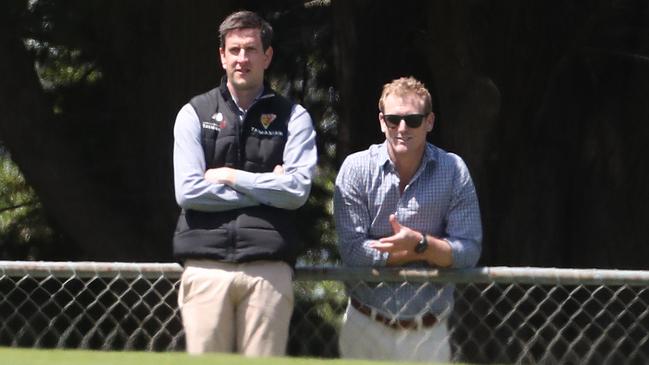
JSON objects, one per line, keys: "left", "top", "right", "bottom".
{"left": 414, "top": 315, "right": 424, "bottom": 330}
{"left": 369, "top": 307, "right": 378, "bottom": 321}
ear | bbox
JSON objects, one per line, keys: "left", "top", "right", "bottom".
{"left": 219, "top": 47, "right": 226, "bottom": 70}
{"left": 264, "top": 46, "right": 274, "bottom": 69}
{"left": 379, "top": 112, "right": 386, "bottom": 133}
{"left": 426, "top": 112, "right": 435, "bottom": 132}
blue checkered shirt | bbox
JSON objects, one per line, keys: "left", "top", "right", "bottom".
{"left": 334, "top": 141, "right": 482, "bottom": 319}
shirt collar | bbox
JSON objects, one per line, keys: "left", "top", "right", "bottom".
{"left": 218, "top": 76, "right": 274, "bottom": 114}
{"left": 231, "top": 89, "right": 265, "bottom": 114}
{"left": 378, "top": 141, "right": 438, "bottom": 170}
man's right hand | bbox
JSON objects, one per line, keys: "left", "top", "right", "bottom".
{"left": 369, "top": 214, "right": 420, "bottom": 265}
{"left": 205, "top": 167, "right": 236, "bottom": 185}
{"left": 273, "top": 165, "right": 284, "bottom": 175}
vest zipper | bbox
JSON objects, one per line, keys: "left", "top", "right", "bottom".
{"left": 227, "top": 216, "right": 237, "bottom": 261}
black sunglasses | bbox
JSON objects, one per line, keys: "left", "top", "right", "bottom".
{"left": 382, "top": 114, "right": 427, "bottom": 128}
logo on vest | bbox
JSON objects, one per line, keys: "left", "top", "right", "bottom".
{"left": 202, "top": 112, "right": 227, "bottom": 131}
{"left": 250, "top": 126, "right": 284, "bottom": 137}
{"left": 260, "top": 113, "right": 277, "bottom": 129}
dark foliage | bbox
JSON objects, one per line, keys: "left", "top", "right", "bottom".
{"left": 1, "top": 0, "right": 649, "bottom": 269}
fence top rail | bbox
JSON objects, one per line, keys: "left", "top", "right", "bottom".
{"left": 296, "top": 266, "right": 649, "bottom": 286}
{"left": 1, "top": 261, "right": 649, "bottom": 285}
{"left": 0, "top": 261, "right": 183, "bottom": 279}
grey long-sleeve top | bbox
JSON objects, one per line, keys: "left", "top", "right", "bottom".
{"left": 173, "top": 99, "right": 317, "bottom": 212}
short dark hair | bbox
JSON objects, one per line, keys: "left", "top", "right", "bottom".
{"left": 219, "top": 10, "right": 273, "bottom": 51}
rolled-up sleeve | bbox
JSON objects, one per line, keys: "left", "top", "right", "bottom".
{"left": 334, "top": 155, "right": 389, "bottom": 267}
{"left": 445, "top": 158, "right": 483, "bottom": 268}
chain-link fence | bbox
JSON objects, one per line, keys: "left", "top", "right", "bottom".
{"left": 1, "top": 261, "right": 648, "bottom": 364}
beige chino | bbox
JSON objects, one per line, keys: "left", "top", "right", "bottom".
{"left": 178, "top": 259, "right": 294, "bottom": 356}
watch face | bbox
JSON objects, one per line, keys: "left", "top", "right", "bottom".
{"left": 415, "top": 240, "right": 428, "bottom": 254}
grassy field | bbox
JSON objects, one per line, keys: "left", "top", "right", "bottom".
{"left": 0, "top": 348, "right": 450, "bottom": 365}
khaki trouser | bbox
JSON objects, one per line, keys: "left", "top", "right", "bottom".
{"left": 178, "top": 259, "right": 294, "bottom": 356}
{"left": 339, "top": 302, "right": 451, "bottom": 362}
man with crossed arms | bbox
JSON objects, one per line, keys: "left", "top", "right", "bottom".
{"left": 173, "top": 11, "right": 316, "bottom": 356}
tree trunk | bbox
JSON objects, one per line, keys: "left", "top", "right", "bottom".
{"left": 0, "top": 1, "right": 236, "bottom": 260}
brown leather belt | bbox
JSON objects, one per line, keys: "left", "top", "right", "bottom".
{"left": 350, "top": 297, "right": 437, "bottom": 330}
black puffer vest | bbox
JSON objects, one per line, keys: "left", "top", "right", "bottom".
{"left": 173, "top": 79, "right": 300, "bottom": 265}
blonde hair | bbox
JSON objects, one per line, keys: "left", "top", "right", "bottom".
{"left": 378, "top": 76, "right": 432, "bottom": 114}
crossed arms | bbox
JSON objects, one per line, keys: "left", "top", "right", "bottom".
{"left": 173, "top": 103, "right": 317, "bottom": 212}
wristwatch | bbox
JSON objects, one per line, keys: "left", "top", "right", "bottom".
{"left": 414, "top": 232, "right": 428, "bottom": 254}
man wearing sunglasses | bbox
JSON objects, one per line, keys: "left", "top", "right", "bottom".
{"left": 334, "top": 76, "right": 482, "bottom": 362}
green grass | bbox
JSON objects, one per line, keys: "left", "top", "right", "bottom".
{"left": 0, "top": 347, "right": 451, "bottom": 365}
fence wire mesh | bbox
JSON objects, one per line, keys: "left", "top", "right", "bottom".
{"left": 1, "top": 262, "right": 648, "bottom": 364}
